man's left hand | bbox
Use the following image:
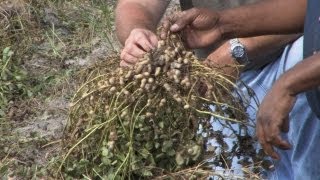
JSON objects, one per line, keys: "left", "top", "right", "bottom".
{"left": 256, "top": 79, "right": 296, "bottom": 160}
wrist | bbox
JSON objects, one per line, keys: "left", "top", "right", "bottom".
{"left": 216, "top": 10, "right": 238, "bottom": 41}
{"left": 206, "top": 43, "right": 242, "bottom": 77}
{"left": 277, "top": 73, "right": 297, "bottom": 97}
{"left": 229, "top": 38, "right": 250, "bottom": 68}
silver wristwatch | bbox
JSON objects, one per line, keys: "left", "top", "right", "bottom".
{"left": 229, "top": 38, "right": 249, "bottom": 65}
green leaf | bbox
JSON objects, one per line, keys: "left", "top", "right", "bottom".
{"left": 0, "top": 164, "right": 9, "bottom": 175}
{"left": 155, "top": 153, "right": 165, "bottom": 160}
{"left": 27, "top": 90, "right": 33, "bottom": 97}
{"left": 101, "top": 157, "right": 111, "bottom": 166}
{"left": 160, "top": 134, "right": 168, "bottom": 139}
{"left": 0, "top": 109, "right": 5, "bottom": 117}
{"left": 14, "top": 75, "right": 22, "bottom": 81}
{"left": 7, "top": 50, "right": 13, "bottom": 57}
{"left": 3, "top": 47, "right": 10, "bottom": 54}
{"left": 154, "top": 142, "right": 160, "bottom": 149}
{"left": 131, "top": 162, "right": 139, "bottom": 171}
{"left": 145, "top": 141, "right": 153, "bottom": 150}
{"left": 162, "top": 140, "right": 173, "bottom": 153}
{"left": 2, "top": 47, "right": 10, "bottom": 60}
{"left": 147, "top": 154, "right": 156, "bottom": 166}
{"left": 141, "top": 169, "right": 153, "bottom": 177}
{"left": 158, "top": 121, "right": 164, "bottom": 129}
{"left": 1, "top": 71, "right": 8, "bottom": 81}
{"left": 101, "top": 147, "right": 109, "bottom": 157}
{"left": 167, "top": 149, "right": 176, "bottom": 156}
{"left": 140, "top": 148, "right": 150, "bottom": 159}
{"left": 105, "top": 173, "right": 115, "bottom": 180}
{"left": 79, "top": 159, "right": 89, "bottom": 166}
{"left": 175, "top": 153, "right": 184, "bottom": 166}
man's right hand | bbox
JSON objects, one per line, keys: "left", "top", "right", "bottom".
{"left": 168, "top": 8, "right": 222, "bottom": 49}
{"left": 120, "top": 28, "right": 158, "bottom": 67}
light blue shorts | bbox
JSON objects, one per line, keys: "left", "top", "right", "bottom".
{"left": 241, "top": 37, "right": 320, "bottom": 180}
{"left": 210, "top": 37, "right": 320, "bottom": 179}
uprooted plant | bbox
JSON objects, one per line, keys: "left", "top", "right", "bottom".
{"left": 56, "top": 31, "right": 266, "bottom": 179}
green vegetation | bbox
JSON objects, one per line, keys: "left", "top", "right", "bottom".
{"left": 0, "top": 0, "right": 117, "bottom": 178}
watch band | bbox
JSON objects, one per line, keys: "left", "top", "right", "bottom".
{"left": 229, "top": 38, "right": 249, "bottom": 65}
{"left": 229, "top": 38, "right": 240, "bottom": 45}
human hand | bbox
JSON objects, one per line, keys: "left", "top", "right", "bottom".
{"left": 256, "top": 80, "right": 296, "bottom": 160}
{"left": 120, "top": 28, "right": 158, "bottom": 67}
{"left": 168, "top": 8, "right": 222, "bottom": 49}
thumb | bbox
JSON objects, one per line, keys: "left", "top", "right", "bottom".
{"left": 160, "top": 17, "right": 171, "bottom": 39}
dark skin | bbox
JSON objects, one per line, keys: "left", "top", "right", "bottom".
{"left": 169, "top": 0, "right": 306, "bottom": 46}
{"left": 256, "top": 53, "right": 320, "bottom": 159}
{"left": 166, "top": 0, "right": 320, "bottom": 160}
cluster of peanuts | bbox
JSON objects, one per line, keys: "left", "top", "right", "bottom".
{"left": 94, "top": 33, "right": 201, "bottom": 114}
{"left": 65, "top": 32, "right": 249, "bottom": 178}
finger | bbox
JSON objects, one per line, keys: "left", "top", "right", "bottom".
{"left": 281, "top": 116, "right": 290, "bottom": 133}
{"left": 120, "top": 60, "right": 133, "bottom": 67}
{"left": 261, "top": 139, "right": 280, "bottom": 160}
{"left": 161, "top": 17, "right": 171, "bottom": 39}
{"left": 146, "top": 31, "right": 158, "bottom": 47}
{"left": 265, "top": 121, "right": 291, "bottom": 150}
{"left": 128, "top": 30, "right": 154, "bottom": 51}
{"left": 120, "top": 50, "right": 138, "bottom": 65}
{"left": 262, "top": 126, "right": 285, "bottom": 159}
{"left": 271, "top": 134, "right": 291, "bottom": 150}
{"left": 170, "top": 9, "right": 198, "bottom": 32}
{"left": 134, "top": 33, "right": 155, "bottom": 52}
{"left": 125, "top": 44, "right": 146, "bottom": 58}
{"left": 256, "top": 115, "right": 279, "bottom": 159}
{"left": 256, "top": 117, "right": 266, "bottom": 146}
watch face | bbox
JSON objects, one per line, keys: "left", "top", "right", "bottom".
{"left": 233, "top": 46, "right": 245, "bottom": 58}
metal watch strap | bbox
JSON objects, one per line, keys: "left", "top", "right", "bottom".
{"left": 229, "top": 38, "right": 240, "bottom": 46}
{"left": 229, "top": 38, "right": 249, "bottom": 65}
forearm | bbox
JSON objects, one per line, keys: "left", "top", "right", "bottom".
{"left": 115, "top": 1, "right": 169, "bottom": 44}
{"left": 208, "top": 34, "right": 301, "bottom": 71}
{"left": 242, "top": 34, "right": 302, "bottom": 68}
{"left": 277, "top": 53, "right": 320, "bottom": 96}
{"left": 218, "top": 0, "right": 306, "bottom": 39}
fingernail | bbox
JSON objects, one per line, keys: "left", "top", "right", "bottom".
{"left": 170, "top": 24, "right": 179, "bottom": 31}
